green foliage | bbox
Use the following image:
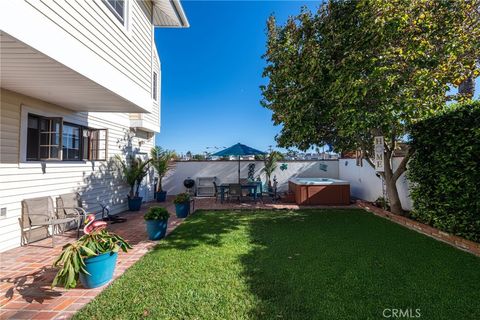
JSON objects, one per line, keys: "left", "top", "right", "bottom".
{"left": 192, "top": 154, "right": 206, "bottom": 160}
{"left": 261, "top": 0, "right": 480, "bottom": 213}
{"left": 52, "top": 230, "right": 131, "bottom": 289}
{"left": 408, "top": 101, "right": 480, "bottom": 242}
{"left": 144, "top": 207, "right": 170, "bottom": 221}
{"left": 261, "top": 151, "right": 283, "bottom": 188}
{"left": 374, "top": 196, "right": 390, "bottom": 211}
{"left": 173, "top": 193, "right": 191, "bottom": 204}
{"left": 262, "top": 0, "right": 480, "bottom": 153}
{"left": 150, "top": 147, "right": 176, "bottom": 192}
{"left": 115, "top": 155, "right": 151, "bottom": 198}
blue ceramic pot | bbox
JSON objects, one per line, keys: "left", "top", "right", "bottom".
{"left": 79, "top": 252, "right": 118, "bottom": 289}
{"left": 128, "top": 196, "right": 143, "bottom": 211}
{"left": 175, "top": 202, "right": 190, "bottom": 218}
{"left": 145, "top": 219, "right": 168, "bottom": 240}
{"left": 155, "top": 191, "right": 167, "bottom": 202}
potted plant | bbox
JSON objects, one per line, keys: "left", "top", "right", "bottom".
{"left": 144, "top": 206, "right": 170, "bottom": 240}
{"left": 173, "top": 193, "right": 190, "bottom": 218}
{"left": 115, "top": 155, "right": 151, "bottom": 211}
{"left": 261, "top": 151, "right": 283, "bottom": 191}
{"left": 52, "top": 214, "right": 131, "bottom": 289}
{"left": 150, "top": 147, "right": 176, "bottom": 202}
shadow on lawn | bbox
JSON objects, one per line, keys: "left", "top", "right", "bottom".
{"left": 153, "top": 210, "right": 247, "bottom": 251}
{"left": 239, "top": 209, "right": 480, "bottom": 320}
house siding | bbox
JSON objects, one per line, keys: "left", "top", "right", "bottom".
{"left": 24, "top": 0, "right": 154, "bottom": 94}
{"left": 0, "top": 89, "right": 155, "bottom": 252}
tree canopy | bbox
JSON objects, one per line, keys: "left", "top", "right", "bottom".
{"left": 261, "top": 0, "right": 480, "bottom": 214}
{"left": 262, "top": 0, "right": 480, "bottom": 153}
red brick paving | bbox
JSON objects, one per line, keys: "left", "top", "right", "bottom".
{"left": 1, "top": 197, "right": 353, "bottom": 319}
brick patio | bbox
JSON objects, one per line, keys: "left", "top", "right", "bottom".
{"left": 0, "top": 197, "right": 351, "bottom": 319}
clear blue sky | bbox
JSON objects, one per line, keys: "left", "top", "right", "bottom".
{"left": 154, "top": 1, "right": 321, "bottom": 155}
{"left": 154, "top": 1, "right": 480, "bottom": 155}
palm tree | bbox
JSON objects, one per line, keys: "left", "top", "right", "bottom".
{"left": 115, "top": 155, "right": 151, "bottom": 198}
{"left": 261, "top": 151, "right": 283, "bottom": 190}
{"left": 150, "top": 147, "right": 176, "bottom": 193}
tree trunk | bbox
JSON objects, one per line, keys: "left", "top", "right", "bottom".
{"left": 156, "top": 176, "right": 163, "bottom": 193}
{"left": 382, "top": 153, "right": 405, "bottom": 215}
{"left": 459, "top": 76, "right": 475, "bottom": 98}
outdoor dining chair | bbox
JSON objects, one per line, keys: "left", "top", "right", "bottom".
{"left": 265, "top": 180, "right": 280, "bottom": 203}
{"left": 21, "top": 196, "right": 82, "bottom": 247}
{"left": 228, "top": 183, "right": 242, "bottom": 202}
{"left": 213, "top": 181, "right": 226, "bottom": 202}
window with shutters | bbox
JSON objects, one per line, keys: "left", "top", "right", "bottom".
{"left": 26, "top": 114, "right": 108, "bottom": 161}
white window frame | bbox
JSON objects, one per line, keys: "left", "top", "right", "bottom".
{"left": 98, "top": 0, "right": 132, "bottom": 36}
{"left": 152, "top": 71, "right": 158, "bottom": 101}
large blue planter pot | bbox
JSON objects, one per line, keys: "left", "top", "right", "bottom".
{"left": 155, "top": 191, "right": 167, "bottom": 202}
{"left": 145, "top": 219, "right": 168, "bottom": 240}
{"left": 175, "top": 203, "right": 190, "bottom": 218}
{"left": 79, "top": 252, "right": 118, "bottom": 289}
{"left": 128, "top": 197, "right": 143, "bottom": 211}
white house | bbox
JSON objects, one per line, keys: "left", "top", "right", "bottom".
{"left": 0, "top": 0, "right": 189, "bottom": 252}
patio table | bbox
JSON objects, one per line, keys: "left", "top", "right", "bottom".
{"left": 219, "top": 182, "right": 259, "bottom": 203}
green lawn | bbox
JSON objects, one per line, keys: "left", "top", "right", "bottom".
{"left": 74, "top": 209, "right": 480, "bottom": 320}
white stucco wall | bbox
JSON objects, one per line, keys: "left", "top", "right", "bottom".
{"left": 162, "top": 160, "right": 339, "bottom": 195}
{"left": 162, "top": 158, "right": 412, "bottom": 211}
{"left": 338, "top": 158, "right": 412, "bottom": 211}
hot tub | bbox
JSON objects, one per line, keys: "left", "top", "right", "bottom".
{"left": 288, "top": 178, "right": 350, "bottom": 205}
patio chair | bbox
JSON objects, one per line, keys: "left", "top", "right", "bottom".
{"left": 265, "top": 180, "right": 279, "bottom": 203}
{"left": 228, "top": 183, "right": 242, "bottom": 202}
{"left": 56, "top": 193, "right": 87, "bottom": 233}
{"left": 57, "top": 193, "right": 127, "bottom": 224}
{"left": 213, "top": 181, "right": 226, "bottom": 202}
{"left": 21, "top": 196, "right": 82, "bottom": 247}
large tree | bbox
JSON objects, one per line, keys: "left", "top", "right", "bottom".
{"left": 261, "top": 0, "right": 480, "bottom": 214}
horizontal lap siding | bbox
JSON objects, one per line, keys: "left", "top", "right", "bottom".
{"left": 0, "top": 89, "right": 155, "bottom": 252}
{"left": 24, "top": 0, "right": 153, "bottom": 95}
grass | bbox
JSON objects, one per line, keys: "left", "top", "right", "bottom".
{"left": 74, "top": 209, "right": 480, "bottom": 320}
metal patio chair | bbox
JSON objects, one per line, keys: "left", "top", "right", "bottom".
{"left": 22, "top": 196, "right": 82, "bottom": 247}
{"left": 56, "top": 193, "right": 87, "bottom": 233}
{"left": 213, "top": 181, "right": 227, "bottom": 202}
{"left": 228, "top": 183, "right": 242, "bottom": 202}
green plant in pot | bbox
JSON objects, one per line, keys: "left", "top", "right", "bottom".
{"left": 261, "top": 151, "right": 283, "bottom": 191}
{"left": 173, "top": 193, "right": 190, "bottom": 218}
{"left": 150, "top": 147, "right": 176, "bottom": 202}
{"left": 144, "top": 207, "right": 170, "bottom": 240}
{"left": 52, "top": 214, "right": 131, "bottom": 289}
{"left": 115, "top": 155, "right": 151, "bottom": 211}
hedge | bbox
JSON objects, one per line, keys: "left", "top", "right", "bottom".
{"left": 408, "top": 101, "right": 480, "bottom": 242}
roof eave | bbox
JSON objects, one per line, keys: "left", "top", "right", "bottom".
{"left": 152, "top": 0, "right": 189, "bottom": 28}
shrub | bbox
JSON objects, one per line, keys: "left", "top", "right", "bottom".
{"left": 144, "top": 207, "right": 170, "bottom": 221}
{"left": 408, "top": 101, "right": 480, "bottom": 242}
{"left": 173, "top": 193, "right": 190, "bottom": 204}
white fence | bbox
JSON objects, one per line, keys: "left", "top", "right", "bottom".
{"left": 338, "top": 158, "right": 412, "bottom": 210}
{"left": 162, "top": 158, "right": 412, "bottom": 211}
{"left": 163, "top": 160, "right": 338, "bottom": 194}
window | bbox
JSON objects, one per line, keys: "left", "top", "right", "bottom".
{"left": 153, "top": 72, "right": 158, "bottom": 101}
{"left": 85, "top": 129, "right": 108, "bottom": 161}
{"left": 27, "top": 115, "right": 62, "bottom": 160}
{"left": 62, "top": 123, "right": 81, "bottom": 161}
{"left": 104, "top": 0, "right": 125, "bottom": 24}
{"left": 26, "top": 114, "right": 107, "bottom": 161}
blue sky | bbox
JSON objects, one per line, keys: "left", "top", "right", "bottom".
{"left": 154, "top": 1, "right": 321, "bottom": 155}
{"left": 155, "top": 1, "right": 480, "bottom": 155}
